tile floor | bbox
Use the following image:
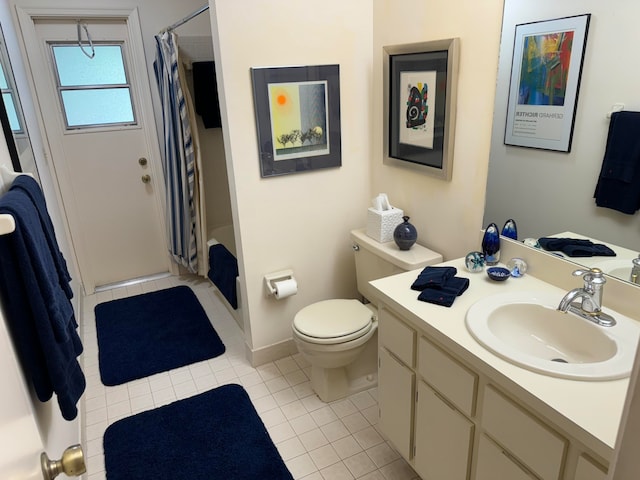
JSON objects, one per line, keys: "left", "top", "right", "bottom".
{"left": 80, "top": 274, "right": 420, "bottom": 480}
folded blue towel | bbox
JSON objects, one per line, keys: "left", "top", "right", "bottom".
{"left": 0, "top": 189, "right": 84, "bottom": 420}
{"left": 411, "top": 266, "right": 457, "bottom": 291}
{"left": 538, "top": 237, "right": 616, "bottom": 258}
{"left": 594, "top": 111, "right": 640, "bottom": 214}
{"left": 418, "top": 289, "right": 457, "bottom": 307}
{"left": 208, "top": 244, "right": 239, "bottom": 309}
{"left": 417, "top": 275, "right": 470, "bottom": 307}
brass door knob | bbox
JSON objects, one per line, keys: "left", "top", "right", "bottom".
{"left": 138, "top": 157, "right": 148, "bottom": 166}
{"left": 141, "top": 174, "right": 151, "bottom": 184}
{"left": 41, "top": 444, "right": 86, "bottom": 479}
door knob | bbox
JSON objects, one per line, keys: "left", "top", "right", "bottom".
{"left": 41, "top": 444, "right": 86, "bottom": 479}
{"left": 138, "top": 157, "right": 148, "bottom": 166}
{"left": 141, "top": 174, "right": 151, "bottom": 184}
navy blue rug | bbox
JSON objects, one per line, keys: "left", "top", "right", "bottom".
{"left": 104, "top": 384, "right": 293, "bottom": 479}
{"left": 95, "top": 286, "right": 225, "bottom": 386}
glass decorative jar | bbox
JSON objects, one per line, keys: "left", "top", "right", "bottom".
{"left": 393, "top": 216, "right": 418, "bottom": 250}
{"left": 482, "top": 223, "right": 500, "bottom": 265}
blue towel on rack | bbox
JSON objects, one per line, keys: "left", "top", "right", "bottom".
{"left": 208, "top": 243, "right": 238, "bottom": 309}
{"left": 0, "top": 189, "right": 84, "bottom": 421}
{"left": 594, "top": 111, "right": 640, "bottom": 214}
{"left": 10, "top": 175, "right": 73, "bottom": 300}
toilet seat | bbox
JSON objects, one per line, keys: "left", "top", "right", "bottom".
{"left": 293, "top": 299, "right": 374, "bottom": 345}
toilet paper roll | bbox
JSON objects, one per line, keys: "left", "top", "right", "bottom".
{"left": 273, "top": 278, "right": 297, "bottom": 299}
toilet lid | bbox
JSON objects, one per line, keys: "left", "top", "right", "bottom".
{"left": 293, "top": 299, "right": 373, "bottom": 340}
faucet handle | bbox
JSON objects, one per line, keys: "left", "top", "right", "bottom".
{"left": 572, "top": 268, "right": 606, "bottom": 285}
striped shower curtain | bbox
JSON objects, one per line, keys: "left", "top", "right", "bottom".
{"left": 154, "top": 31, "right": 206, "bottom": 275}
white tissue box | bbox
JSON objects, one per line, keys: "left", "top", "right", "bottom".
{"left": 366, "top": 207, "right": 404, "bottom": 243}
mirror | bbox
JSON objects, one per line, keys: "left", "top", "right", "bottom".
{"left": 0, "top": 23, "right": 37, "bottom": 179}
{"left": 484, "top": 0, "right": 640, "bottom": 285}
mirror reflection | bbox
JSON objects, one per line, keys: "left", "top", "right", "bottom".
{"left": 0, "top": 23, "right": 37, "bottom": 178}
{"left": 484, "top": 0, "right": 639, "bottom": 286}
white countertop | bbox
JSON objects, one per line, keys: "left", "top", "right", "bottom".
{"left": 370, "top": 257, "right": 632, "bottom": 459}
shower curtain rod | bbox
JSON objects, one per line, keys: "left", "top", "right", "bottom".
{"left": 164, "top": 4, "right": 209, "bottom": 32}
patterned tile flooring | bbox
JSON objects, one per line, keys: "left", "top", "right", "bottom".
{"left": 80, "top": 274, "right": 420, "bottom": 480}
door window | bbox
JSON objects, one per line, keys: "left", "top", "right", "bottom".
{"left": 50, "top": 44, "right": 136, "bottom": 129}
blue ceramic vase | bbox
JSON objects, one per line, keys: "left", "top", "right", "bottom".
{"left": 394, "top": 216, "right": 418, "bottom": 250}
{"left": 482, "top": 223, "right": 500, "bottom": 265}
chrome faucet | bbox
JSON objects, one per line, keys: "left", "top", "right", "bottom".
{"left": 631, "top": 255, "right": 640, "bottom": 284}
{"left": 557, "top": 268, "right": 616, "bottom": 327}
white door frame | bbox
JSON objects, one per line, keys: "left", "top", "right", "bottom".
{"left": 15, "top": 6, "right": 170, "bottom": 293}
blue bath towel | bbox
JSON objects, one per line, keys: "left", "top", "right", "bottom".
{"left": 594, "top": 111, "right": 640, "bottom": 214}
{"left": 208, "top": 243, "right": 238, "bottom": 309}
{"left": 0, "top": 189, "right": 84, "bottom": 420}
{"left": 417, "top": 276, "right": 469, "bottom": 307}
{"left": 10, "top": 175, "right": 73, "bottom": 300}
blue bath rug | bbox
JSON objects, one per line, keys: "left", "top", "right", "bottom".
{"left": 95, "top": 285, "right": 225, "bottom": 386}
{"left": 104, "top": 384, "right": 293, "bottom": 480}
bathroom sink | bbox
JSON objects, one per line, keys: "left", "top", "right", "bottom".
{"left": 465, "top": 291, "right": 640, "bottom": 380}
{"left": 592, "top": 259, "right": 633, "bottom": 282}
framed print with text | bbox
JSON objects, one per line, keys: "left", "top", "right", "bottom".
{"left": 504, "top": 14, "right": 591, "bottom": 152}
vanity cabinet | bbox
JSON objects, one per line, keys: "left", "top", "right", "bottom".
{"left": 377, "top": 306, "right": 609, "bottom": 480}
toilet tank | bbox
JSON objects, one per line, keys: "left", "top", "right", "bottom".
{"left": 350, "top": 228, "right": 443, "bottom": 303}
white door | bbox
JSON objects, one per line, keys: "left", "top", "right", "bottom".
{"left": 1, "top": 307, "right": 48, "bottom": 480}
{"left": 19, "top": 12, "right": 169, "bottom": 292}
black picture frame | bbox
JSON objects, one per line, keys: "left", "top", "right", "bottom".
{"left": 383, "top": 39, "right": 459, "bottom": 181}
{"left": 504, "top": 14, "right": 591, "bottom": 152}
{"left": 251, "top": 64, "right": 341, "bottom": 178}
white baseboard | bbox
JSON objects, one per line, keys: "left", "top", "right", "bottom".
{"left": 246, "top": 338, "right": 299, "bottom": 367}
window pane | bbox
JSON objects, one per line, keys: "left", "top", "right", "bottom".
{"left": 0, "top": 63, "right": 7, "bottom": 89}
{"left": 2, "top": 92, "right": 20, "bottom": 131}
{"left": 61, "top": 88, "right": 134, "bottom": 127}
{"left": 53, "top": 45, "right": 127, "bottom": 86}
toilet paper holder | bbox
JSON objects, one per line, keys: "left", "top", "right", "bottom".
{"left": 264, "top": 269, "right": 296, "bottom": 297}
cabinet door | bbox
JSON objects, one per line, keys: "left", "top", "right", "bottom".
{"left": 575, "top": 455, "right": 607, "bottom": 480}
{"left": 378, "top": 347, "right": 414, "bottom": 460}
{"left": 414, "top": 381, "right": 474, "bottom": 480}
{"left": 475, "top": 434, "right": 536, "bottom": 480}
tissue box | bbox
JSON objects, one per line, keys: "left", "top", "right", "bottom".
{"left": 366, "top": 207, "right": 404, "bottom": 243}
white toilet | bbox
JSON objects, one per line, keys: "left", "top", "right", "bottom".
{"left": 292, "top": 228, "right": 442, "bottom": 402}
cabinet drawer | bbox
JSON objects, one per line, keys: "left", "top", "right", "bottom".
{"left": 475, "top": 434, "right": 536, "bottom": 480}
{"left": 418, "top": 336, "right": 477, "bottom": 416}
{"left": 379, "top": 308, "right": 415, "bottom": 367}
{"left": 482, "top": 386, "right": 567, "bottom": 480}
{"left": 575, "top": 454, "right": 607, "bottom": 480}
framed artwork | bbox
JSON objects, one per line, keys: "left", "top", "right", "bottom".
{"left": 383, "top": 38, "right": 459, "bottom": 181}
{"left": 251, "top": 64, "right": 341, "bottom": 177}
{"left": 504, "top": 14, "right": 591, "bottom": 152}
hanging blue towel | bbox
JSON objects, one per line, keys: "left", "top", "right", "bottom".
{"left": 0, "top": 189, "right": 84, "bottom": 420}
{"left": 10, "top": 175, "right": 74, "bottom": 301}
{"left": 594, "top": 111, "right": 640, "bottom": 214}
{"left": 208, "top": 243, "right": 238, "bottom": 309}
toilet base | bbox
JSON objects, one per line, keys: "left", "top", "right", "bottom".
{"left": 311, "top": 365, "right": 378, "bottom": 403}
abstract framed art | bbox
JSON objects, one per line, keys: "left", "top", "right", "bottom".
{"left": 504, "top": 14, "right": 591, "bottom": 152}
{"left": 251, "top": 64, "right": 341, "bottom": 177}
{"left": 383, "top": 38, "right": 460, "bottom": 181}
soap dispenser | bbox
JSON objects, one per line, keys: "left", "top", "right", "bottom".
{"left": 631, "top": 255, "right": 640, "bottom": 284}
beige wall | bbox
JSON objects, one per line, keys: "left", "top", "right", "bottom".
{"left": 211, "top": 0, "right": 373, "bottom": 351}
{"left": 372, "top": 0, "right": 504, "bottom": 261}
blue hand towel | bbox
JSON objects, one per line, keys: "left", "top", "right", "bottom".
{"left": 208, "top": 244, "right": 239, "bottom": 309}
{"left": 0, "top": 189, "right": 84, "bottom": 420}
{"left": 539, "top": 237, "right": 616, "bottom": 257}
{"left": 417, "top": 276, "right": 470, "bottom": 307}
{"left": 411, "top": 266, "right": 457, "bottom": 291}
{"left": 594, "top": 111, "right": 640, "bottom": 214}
